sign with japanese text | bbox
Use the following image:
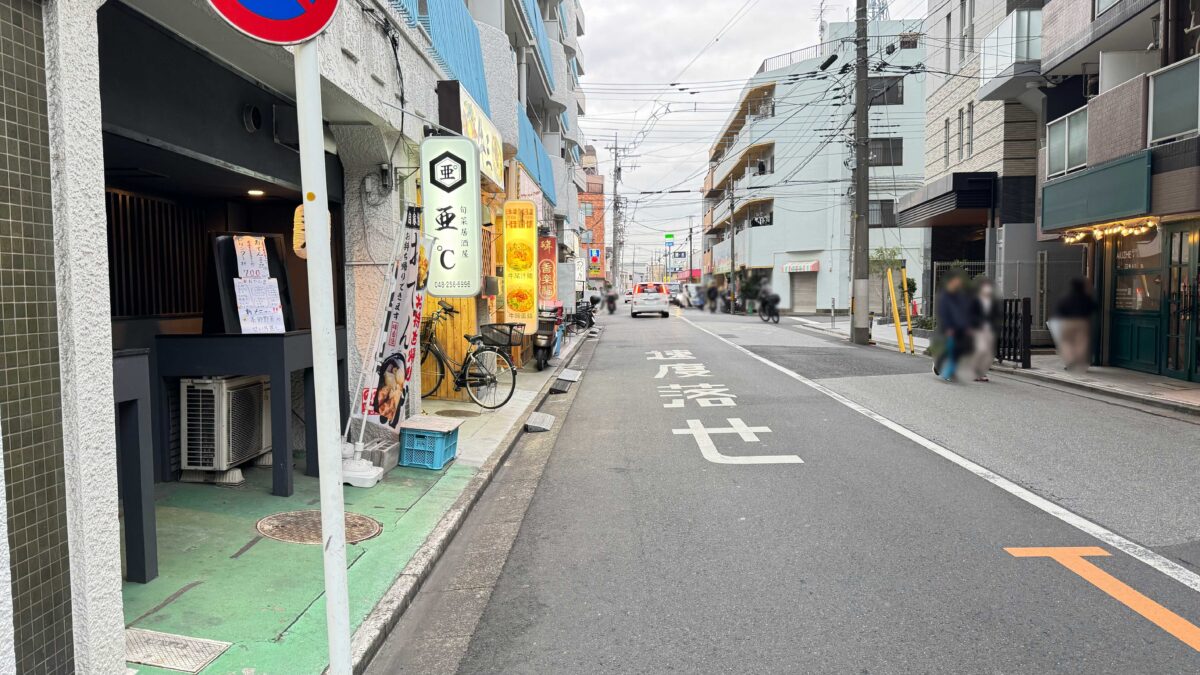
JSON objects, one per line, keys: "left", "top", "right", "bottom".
{"left": 437, "top": 81, "right": 504, "bottom": 189}
{"left": 421, "top": 136, "right": 482, "bottom": 297}
{"left": 354, "top": 225, "right": 423, "bottom": 429}
{"left": 587, "top": 247, "right": 603, "bottom": 278}
{"left": 503, "top": 200, "right": 538, "bottom": 330}
{"left": 538, "top": 236, "right": 557, "bottom": 306}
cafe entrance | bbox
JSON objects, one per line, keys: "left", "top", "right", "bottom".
{"left": 1163, "top": 224, "right": 1199, "bottom": 381}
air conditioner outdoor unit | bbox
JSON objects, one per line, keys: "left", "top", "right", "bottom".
{"left": 181, "top": 376, "right": 272, "bottom": 472}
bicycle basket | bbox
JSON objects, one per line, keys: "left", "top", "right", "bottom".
{"left": 479, "top": 322, "right": 525, "bottom": 347}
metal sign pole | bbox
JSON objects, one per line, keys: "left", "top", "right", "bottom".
{"left": 294, "top": 40, "right": 352, "bottom": 675}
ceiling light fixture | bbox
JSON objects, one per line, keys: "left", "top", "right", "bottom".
{"left": 247, "top": 189, "right": 265, "bottom": 197}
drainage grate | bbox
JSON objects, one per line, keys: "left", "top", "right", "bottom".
{"left": 126, "top": 628, "right": 231, "bottom": 673}
{"left": 256, "top": 510, "right": 382, "bottom": 545}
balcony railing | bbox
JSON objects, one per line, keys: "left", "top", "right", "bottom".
{"left": 1149, "top": 55, "right": 1200, "bottom": 146}
{"left": 419, "top": 0, "right": 491, "bottom": 114}
{"left": 1047, "top": 106, "right": 1088, "bottom": 178}
{"left": 518, "top": 105, "right": 557, "bottom": 205}
{"left": 521, "top": 0, "right": 556, "bottom": 90}
{"left": 981, "top": 10, "right": 1041, "bottom": 81}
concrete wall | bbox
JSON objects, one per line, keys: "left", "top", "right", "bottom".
{"left": 1087, "top": 74, "right": 1147, "bottom": 165}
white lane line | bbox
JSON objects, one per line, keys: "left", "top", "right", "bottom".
{"left": 681, "top": 316, "right": 1200, "bottom": 594}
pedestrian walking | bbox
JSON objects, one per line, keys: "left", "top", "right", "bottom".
{"left": 934, "top": 272, "right": 972, "bottom": 382}
{"left": 706, "top": 284, "right": 719, "bottom": 313}
{"left": 1052, "top": 278, "right": 1097, "bottom": 372}
{"left": 968, "top": 278, "right": 998, "bottom": 382}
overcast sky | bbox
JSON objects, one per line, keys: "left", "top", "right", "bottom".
{"left": 576, "top": 0, "right": 923, "bottom": 269}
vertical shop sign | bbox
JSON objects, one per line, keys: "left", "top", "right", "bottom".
{"left": 420, "top": 136, "right": 482, "bottom": 297}
{"left": 538, "top": 236, "right": 558, "bottom": 305}
{"left": 356, "top": 208, "right": 425, "bottom": 429}
{"left": 503, "top": 200, "right": 538, "bottom": 331}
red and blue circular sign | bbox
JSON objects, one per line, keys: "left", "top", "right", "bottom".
{"left": 208, "top": 0, "right": 340, "bottom": 45}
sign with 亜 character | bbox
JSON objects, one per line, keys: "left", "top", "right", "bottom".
{"left": 420, "top": 136, "right": 482, "bottom": 297}
{"left": 538, "top": 236, "right": 558, "bottom": 305}
{"left": 503, "top": 201, "right": 538, "bottom": 331}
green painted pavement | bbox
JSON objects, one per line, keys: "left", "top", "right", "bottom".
{"left": 124, "top": 455, "right": 476, "bottom": 675}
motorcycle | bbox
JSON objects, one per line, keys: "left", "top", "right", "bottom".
{"left": 533, "top": 307, "right": 560, "bottom": 371}
{"left": 605, "top": 292, "right": 618, "bottom": 314}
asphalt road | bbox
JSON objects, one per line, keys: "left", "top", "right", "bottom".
{"left": 373, "top": 309, "right": 1200, "bottom": 674}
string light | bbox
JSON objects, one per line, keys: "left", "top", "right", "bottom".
{"left": 1061, "top": 218, "right": 1157, "bottom": 244}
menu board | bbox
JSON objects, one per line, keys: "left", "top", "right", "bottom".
{"left": 233, "top": 277, "right": 286, "bottom": 334}
{"left": 203, "top": 232, "right": 295, "bottom": 335}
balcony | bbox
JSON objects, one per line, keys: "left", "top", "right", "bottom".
{"left": 517, "top": 105, "right": 557, "bottom": 205}
{"left": 710, "top": 140, "right": 774, "bottom": 193}
{"left": 1149, "top": 56, "right": 1200, "bottom": 146}
{"left": 1046, "top": 106, "right": 1088, "bottom": 179}
{"left": 979, "top": 10, "right": 1041, "bottom": 101}
{"left": 520, "top": 0, "right": 556, "bottom": 91}
{"left": 1041, "top": 0, "right": 1158, "bottom": 75}
{"left": 418, "top": 0, "right": 491, "bottom": 115}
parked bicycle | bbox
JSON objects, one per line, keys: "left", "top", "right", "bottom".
{"left": 420, "top": 300, "right": 519, "bottom": 409}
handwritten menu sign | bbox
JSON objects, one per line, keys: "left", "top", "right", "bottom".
{"left": 233, "top": 278, "right": 286, "bottom": 334}
{"left": 230, "top": 235, "right": 285, "bottom": 333}
{"left": 234, "top": 235, "right": 271, "bottom": 279}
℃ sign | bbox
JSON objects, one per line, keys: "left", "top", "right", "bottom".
{"left": 503, "top": 201, "right": 538, "bottom": 331}
{"left": 421, "top": 136, "right": 482, "bottom": 297}
{"left": 538, "top": 236, "right": 557, "bottom": 305}
{"left": 207, "top": 0, "right": 340, "bottom": 45}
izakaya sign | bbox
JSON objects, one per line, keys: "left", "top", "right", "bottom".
{"left": 436, "top": 81, "right": 504, "bottom": 189}
{"left": 421, "top": 137, "right": 482, "bottom": 297}
{"left": 503, "top": 201, "right": 538, "bottom": 331}
{"left": 538, "top": 237, "right": 557, "bottom": 305}
{"left": 207, "top": 0, "right": 339, "bottom": 45}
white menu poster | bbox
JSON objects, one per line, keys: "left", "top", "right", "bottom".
{"left": 233, "top": 277, "right": 286, "bottom": 334}
{"left": 234, "top": 235, "right": 271, "bottom": 279}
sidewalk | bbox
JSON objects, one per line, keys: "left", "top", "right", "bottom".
{"left": 124, "top": 331, "right": 592, "bottom": 675}
{"left": 789, "top": 315, "right": 1200, "bottom": 416}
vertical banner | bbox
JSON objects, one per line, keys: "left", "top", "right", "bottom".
{"left": 420, "top": 136, "right": 482, "bottom": 297}
{"left": 356, "top": 208, "right": 425, "bottom": 429}
{"left": 503, "top": 200, "right": 538, "bottom": 331}
{"left": 538, "top": 236, "right": 558, "bottom": 306}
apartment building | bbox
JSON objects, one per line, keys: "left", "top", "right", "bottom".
{"left": 700, "top": 20, "right": 930, "bottom": 314}
{"left": 898, "top": 0, "right": 1078, "bottom": 322}
{"left": 579, "top": 145, "right": 608, "bottom": 289}
{"left": 1036, "top": 0, "right": 1200, "bottom": 380}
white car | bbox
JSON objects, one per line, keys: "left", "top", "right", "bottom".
{"left": 631, "top": 282, "right": 670, "bottom": 318}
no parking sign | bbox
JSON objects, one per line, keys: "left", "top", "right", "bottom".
{"left": 207, "top": 0, "right": 340, "bottom": 45}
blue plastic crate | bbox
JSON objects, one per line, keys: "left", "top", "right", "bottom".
{"left": 399, "top": 427, "right": 458, "bottom": 470}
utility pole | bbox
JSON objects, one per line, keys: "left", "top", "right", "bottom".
{"left": 687, "top": 215, "right": 695, "bottom": 284}
{"left": 606, "top": 132, "right": 632, "bottom": 293}
{"left": 850, "top": 0, "right": 871, "bottom": 344}
{"left": 728, "top": 186, "right": 737, "bottom": 309}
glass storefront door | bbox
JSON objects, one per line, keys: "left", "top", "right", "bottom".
{"left": 1163, "top": 226, "right": 1199, "bottom": 381}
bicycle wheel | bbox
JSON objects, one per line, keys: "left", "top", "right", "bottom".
{"left": 420, "top": 345, "right": 446, "bottom": 398}
{"left": 759, "top": 304, "right": 769, "bottom": 322}
{"left": 771, "top": 310, "right": 780, "bottom": 324}
{"left": 564, "top": 318, "right": 584, "bottom": 336}
{"left": 464, "top": 348, "right": 517, "bottom": 409}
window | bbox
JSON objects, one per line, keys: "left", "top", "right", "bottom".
{"left": 945, "top": 14, "right": 952, "bottom": 73}
{"left": 957, "top": 109, "right": 964, "bottom": 161}
{"left": 1115, "top": 231, "right": 1163, "bottom": 311}
{"left": 944, "top": 119, "right": 951, "bottom": 168}
{"left": 1096, "top": 0, "right": 1119, "bottom": 16}
{"left": 868, "top": 77, "right": 904, "bottom": 105}
{"left": 868, "top": 137, "right": 903, "bottom": 166}
{"left": 966, "top": 103, "right": 974, "bottom": 157}
{"left": 899, "top": 33, "right": 919, "bottom": 49}
{"left": 958, "top": 0, "right": 967, "bottom": 61}
{"left": 868, "top": 199, "right": 896, "bottom": 227}
{"left": 1046, "top": 107, "right": 1087, "bottom": 177}
{"left": 581, "top": 202, "right": 594, "bottom": 217}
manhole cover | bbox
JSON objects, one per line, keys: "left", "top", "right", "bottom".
{"left": 436, "top": 409, "right": 480, "bottom": 418}
{"left": 256, "top": 510, "right": 382, "bottom": 545}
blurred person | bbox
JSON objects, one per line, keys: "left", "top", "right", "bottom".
{"left": 968, "top": 278, "right": 998, "bottom": 382}
{"left": 706, "top": 284, "right": 719, "bottom": 313}
{"left": 1053, "top": 278, "right": 1097, "bottom": 371}
{"left": 934, "top": 273, "right": 972, "bottom": 382}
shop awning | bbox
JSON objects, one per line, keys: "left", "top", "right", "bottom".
{"left": 782, "top": 260, "right": 819, "bottom": 273}
{"left": 898, "top": 172, "right": 995, "bottom": 228}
